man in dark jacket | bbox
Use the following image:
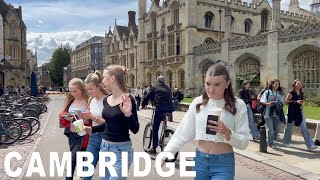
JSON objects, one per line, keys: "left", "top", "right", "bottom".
{"left": 142, "top": 76, "right": 174, "bottom": 155}
{"left": 172, "top": 88, "right": 183, "bottom": 110}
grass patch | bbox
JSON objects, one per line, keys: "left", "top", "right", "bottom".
{"left": 182, "top": 98, "right": 319, "bottom": 120}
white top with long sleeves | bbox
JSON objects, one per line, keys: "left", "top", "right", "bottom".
{"left": 164, "top": 96, "right": 251, "bottom": 154}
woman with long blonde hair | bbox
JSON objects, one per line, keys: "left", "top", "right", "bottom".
{"left": 60, "top": 78, "right": 89, "bottom": 180}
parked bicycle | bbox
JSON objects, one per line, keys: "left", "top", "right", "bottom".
{"left": 0, "top": 115, "right": 22, "bottom": 144}
{"left": 143, "top": 107, "right": 178, "bottom": 160}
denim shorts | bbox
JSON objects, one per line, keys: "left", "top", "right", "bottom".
{"left": 194, "top": 149, "right": 235, "bottom": 180}
{"left": 99, "top": 140, "right": 133, "bottom": 180}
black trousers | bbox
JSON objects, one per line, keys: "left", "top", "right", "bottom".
{"left": 66, "top": 132, "right": 83, "bottom": 180}
{"left": 136, "top": 96, "right": 141, "bottom": 110}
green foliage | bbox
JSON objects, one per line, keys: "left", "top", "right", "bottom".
{"left": 305, "top": 96, "right": 320, "bottom": 107}
{"left": 236, "top": 73, "right": 260, "bottom": 90}
{"left": 49, "top": 44, "right": 72, "bottom": 86}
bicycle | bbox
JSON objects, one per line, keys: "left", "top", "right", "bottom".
{"left": 142, "top": 107, "right": 178, "bottom": 160}
{"left": 0, "top": 116, "right": 22, "bottom": 144}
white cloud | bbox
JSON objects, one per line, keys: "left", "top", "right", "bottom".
{"left": 27, "top": 31, "right": 103, "bottom": 66}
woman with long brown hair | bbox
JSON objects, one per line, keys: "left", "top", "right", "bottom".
{"left": 163, "top": 63, "right": 250, "bottom": 179}
{"left": 282, "top": 79, "right": 317, "bottom": 151}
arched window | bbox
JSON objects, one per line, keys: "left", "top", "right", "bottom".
{"left": 261, "top": 10, "right": 269, "bottom": 31}
{"left": 204, "top": 38, "right": 214, "bottom": 45}
{"left": 244, "top": 18, "right": 252, "bottom": 33}
{"left": 202, "top": 62, "right": 214, "bottom": 83}
{"left": 204, "top": 12, "right": 214, "bottom": 28}
{"left": 178, "top": 70, "right": 185, "bottom": 89}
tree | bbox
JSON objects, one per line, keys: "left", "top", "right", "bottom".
{"left": 49, "top": 44, "right": 72, "bottom": 86}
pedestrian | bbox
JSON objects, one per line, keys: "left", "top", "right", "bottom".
{"left": 256, "top": 81, "right": 271, "bottom": 131}
{"left": 80, "top": 71, "right": 109, "bottom": 180}
{"left": 84, "top": 65, "right": 139, "bottom": 180}
{"left": 134, "top": 86, "right": 143, "bottom": 111}
{"left": 260, "top": 79, "right": 285, "bottom": 149}
{"left": 59, "top": 78, "right": 89, "bottom": 180}
{"left": 282, "top": 79, "right": 318, "bottom": 151}
{"left": 172, "top": 87, "right": 184, "bottom": 111}
{"left": 162, "top": 63, "right": 251, "bottom": 180}
{"left": 239, "top": 81, "right": 259, "bottom": 142}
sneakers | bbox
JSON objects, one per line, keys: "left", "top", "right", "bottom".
{"left": 269, "top": 144, "right": 277, "bottom": 149}
{"left": 315, "top": 140, "right": 320, "bottom": 146}
{"left": 307, "top": 145, "right": 318, "bottom": 151}
{"left": 147, "top": 148, "right": 156, "bottom": 155}
{"left": 283, "top": 143, "right": 292, "bottom": 148}
{"left": 253, "top": 137, "right": 259, "bottom": 142}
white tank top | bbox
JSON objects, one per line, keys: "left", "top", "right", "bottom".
{"left": 89, "top": 96, "right": 106, "bottom": 126}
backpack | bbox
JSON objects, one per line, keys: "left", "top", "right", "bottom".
{"left": 256, "top": 90, "right": 270, "bottom": 113}
{"left": 177, "top": 91, "right": 184, "bottom": 101}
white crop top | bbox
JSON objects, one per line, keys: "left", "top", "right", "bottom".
{"left": 164, "top": 96, "right": 251, "bottom": 154}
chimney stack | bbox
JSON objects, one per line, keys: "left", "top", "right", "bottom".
{"left": 156, "top": 0, "right": 160, "bottom": 6}
{"left": 128, "top": 11, "right": 136, "bottom": 27}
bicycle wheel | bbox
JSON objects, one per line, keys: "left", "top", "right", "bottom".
{"left": 143, "top": 123, "right": 153, "bottom": 152}
{"left": 13, "top": 118, "right": 32, "bottom": 140}
{"left": 160, "top": 129, "right": 175, "bottom": 151}
{"left": 24, "top": 117, "right": 40, "bottom": 136}
{"left": 0, "top": 120, "right": 22, "bottom": 144}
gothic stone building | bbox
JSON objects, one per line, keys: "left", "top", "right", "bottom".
{"left": 104, "top": 0, "right": 320, "bottom": 96}
{"left": 0, "top": 1, "right": 27, "bottom": 88}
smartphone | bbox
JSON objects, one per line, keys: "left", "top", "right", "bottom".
{"left": 70, "top": 110, "right": 81, "bottom": 115}
{"left": 206, "top": 115, "right": 219, "bottom": 135}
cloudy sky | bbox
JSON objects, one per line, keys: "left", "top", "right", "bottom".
{"left": 5, "top": 0, "right": 313, "bottom": 66}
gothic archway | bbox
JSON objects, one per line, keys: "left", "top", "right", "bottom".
{"left": 166, "top": 70, "right": 173, "bottom": 88}
{"left": 235, "top": 54, "right": 261, "bottom": 88}
{"left": 177, "top": 69, "right": 185, "bottom": 89}
{"left": 288, "top": 46, "right": 320, "bottom": 93}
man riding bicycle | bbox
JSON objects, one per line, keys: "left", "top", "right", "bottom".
{"left": 141, "top": 76, "right": 174, "bottom": 155}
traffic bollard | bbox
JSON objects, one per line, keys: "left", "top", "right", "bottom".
{"left": 259, "top": 126, "right": 267, "bottom": 153}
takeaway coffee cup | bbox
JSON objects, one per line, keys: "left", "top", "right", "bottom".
{"left": 72, "top": 119, "right": 86, "bottom": 136}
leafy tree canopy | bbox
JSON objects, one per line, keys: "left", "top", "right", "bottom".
{"left": 49, "top": 44, "right": 72, "bottom": 86}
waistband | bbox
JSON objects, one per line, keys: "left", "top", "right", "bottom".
{"left": 102, "top": 139, "right": 132, "bottom": 146}
{"left": 196, "top": 148, "right": 234, "bottom": 160}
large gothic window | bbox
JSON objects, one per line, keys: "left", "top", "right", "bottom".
{"left": 178, "top": 70, "right": 185, "bottom": 89}
{"left": 261, "top": 10, "right": 269, "bottom": 31}
{"left": 244, "top": 18, "right": 252, "bottom": 33}
{"left": 238, "top": 58, "right": 261, "bottom": 87}
{"left": 204, "top": 12, "right": 214, "bottom": 28}
{"left": 129, "top": 74, "right": 135, "bottom": 88}
{"left": 292, "top": 50, "right": 320, "bottom": 91}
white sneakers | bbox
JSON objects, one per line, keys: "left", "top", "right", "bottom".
{"left": 307, "top": 145, "right": 318, "bottom": 151}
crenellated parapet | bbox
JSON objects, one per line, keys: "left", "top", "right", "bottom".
{"left": 194, "top": 42, "right": 222, "bottom": 56}
{"left": 279, "top": 22, "right": 320, "bottom": 42}
{"left": 280, "top": 10, "right": 315, "bottom": 21}
{"left": 228, "top": 32, "right": 268, "bottom": 50}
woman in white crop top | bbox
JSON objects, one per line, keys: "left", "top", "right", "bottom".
{"left": 80, "top": 71, "right": 109, "bottom": 180}
{"left": 163, "top": 63, "right": 251, "bottom": 180}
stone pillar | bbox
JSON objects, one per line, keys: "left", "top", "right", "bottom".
{"left": 272, "top": 0, "right": 281, "bottom": 30}
{"left": 267, "top": 31, "right": 279, "bottom": 80}
{"left": 185, "top": 0, "right": 197, "bottom": 96}
{"left": 138, "top": 0, "right": 146, "bottom": 87}
{"left": 224, "top": 6, "right": 232, "bottom": 41}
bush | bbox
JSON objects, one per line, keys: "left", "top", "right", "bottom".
{"left": 305, "top": 96, "right": 320, "bottom": 107}
{"left": 236, "top": 73, "right": 260, "bottom": 90}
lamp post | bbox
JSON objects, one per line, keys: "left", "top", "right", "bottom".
{"left": 1, "top": 55, "right": 12, "bottom": 88}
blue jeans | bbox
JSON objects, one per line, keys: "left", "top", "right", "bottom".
{"left": 100, "top": 140, "right": 133, "bottom": 180}
{"left": 265, "top": 117, "right": 281, "bottom": 145}
{"left": 194, "top": 149, "right": 235, "bottom": 180}
{"left": 283, "top": 111, "right": 315, "bottom": 148}
{"left": 247, "top": 104, "right": 259, "bottom": 139}
{"left": 83, "top": 132, "right": 103, "bottom": 180}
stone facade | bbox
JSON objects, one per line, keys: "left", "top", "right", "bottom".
{"left": 0, "top": 2, "right": 27, "bottom": 88}
{"left": 104, "top": 0, "right": 320, "bottom": 96}
{"left": 71, "top": 36, "right": 103, "bottom": 80}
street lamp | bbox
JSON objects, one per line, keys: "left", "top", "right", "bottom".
{"left": 1, "top": 55, "right": 12, "bottom": 87}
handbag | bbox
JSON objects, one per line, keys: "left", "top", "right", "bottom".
{"left": 256, "top": 102, "right": 265, "bottom": 113}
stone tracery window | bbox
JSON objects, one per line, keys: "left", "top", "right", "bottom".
{"left": 238, "top": 58, "right": 260, "bottom": 75}
{"left": 292, "top": 50, "right": 320, "bottom": 90}
{"left": 204, "top": 38, "right": 214, "bottom": 44}
{"left": 178, "top": 70, "right": 185, "bottom": 89}
{"left": 244, "top": 18, "right": 252, "bottom": 33}
{"left": 204, "top": 11, "right": 214, "bottom": 28}
{"left": 261, "top": 9, "right": 269, "bottom": 31}
{"left": 166, "top": 70, "right": 173, "bottom": 88}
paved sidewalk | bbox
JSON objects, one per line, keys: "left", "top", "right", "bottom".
{"left": 138, "top": 109, "right": 320, "bottom": 180}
